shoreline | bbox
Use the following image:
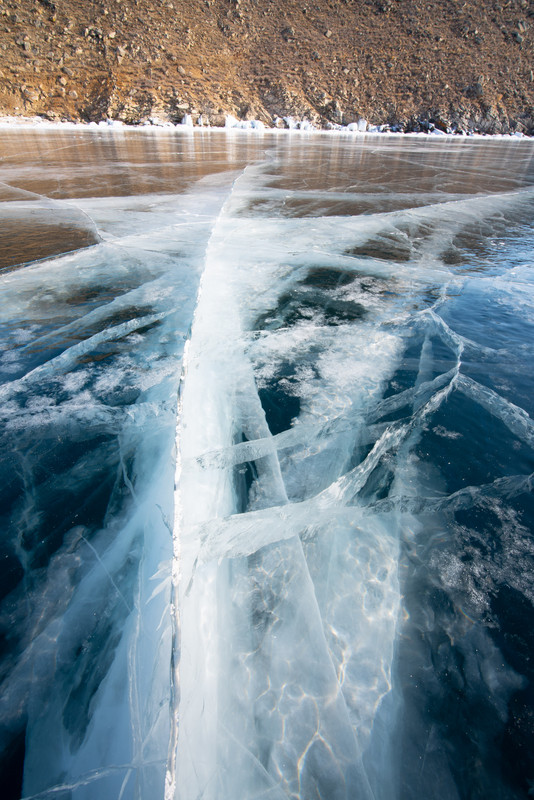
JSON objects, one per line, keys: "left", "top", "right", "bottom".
{"left": 0, "top": 114, "right": 532, "bottom": 142}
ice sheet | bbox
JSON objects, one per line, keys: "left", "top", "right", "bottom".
{"left": 1, "top": 130, "right": 533, "bottom": 800}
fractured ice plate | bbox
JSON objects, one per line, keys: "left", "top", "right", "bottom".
{"left": 0, "top": 202, "right": 100, "bottom": 272}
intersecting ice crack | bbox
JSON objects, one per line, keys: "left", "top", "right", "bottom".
{"left": 457, "top": 373, "right": 534, "bottom": 447}
{"left": 80, "top": 535, "right": 133, "bottom": 614}
{"left": 368, "top": 471, "right": 534, "bottom": 516}
{"left": 18, "top": 759, "right": 167, "bottom": 800}
{"left": 187, "top": 369, "right": 463, "bottom": 566}
{"left": 4, "top": 135, "right": 534, "bottom": 800}
{"left": 190, "top": 366, "right": 456, "bottom": 482}
{"left": 0, "top": 180, "right": 103, "bottom": 240}
{"left": 0, "top": 312, "right": 170, "bottom": 402}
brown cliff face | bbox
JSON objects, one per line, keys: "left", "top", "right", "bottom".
{"left": 0, "top": 0, "right": 533, "bottom": 133}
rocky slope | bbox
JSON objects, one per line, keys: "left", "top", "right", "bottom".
{"left": 0, "top": 0, "right": 533, "bottom": 133}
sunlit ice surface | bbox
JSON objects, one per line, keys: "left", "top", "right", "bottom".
{"left": 0, "top": 127, "right": 533, "bottom": 800}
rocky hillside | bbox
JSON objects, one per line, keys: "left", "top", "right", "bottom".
{"left": 0, "top": 0, "right": 533, "bottom": 133}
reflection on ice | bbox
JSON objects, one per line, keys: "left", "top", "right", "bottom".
{"left": 1, "top": 130, "right": 534, "bottom": 800}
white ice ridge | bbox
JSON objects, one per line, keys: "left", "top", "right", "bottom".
{"left": 167, "top": 165, "right": 413, "bottom": 800}
{"left": 168, "top": 167, "right": 294, "bottom": 799}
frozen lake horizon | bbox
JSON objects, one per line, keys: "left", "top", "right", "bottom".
{"left": 1, "top": 128, "right": 534, "bottom": 800}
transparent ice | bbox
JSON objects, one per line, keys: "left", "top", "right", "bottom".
{"left": 0, "top": 129, "right": 533, "bottom": 800}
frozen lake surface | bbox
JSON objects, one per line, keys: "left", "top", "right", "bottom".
{"left": 1, "top": 128, "right": 534, "bottom": 800}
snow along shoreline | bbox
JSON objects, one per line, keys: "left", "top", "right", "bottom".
{"left": 0, "top": 113, "right": 532, "bottom": 140}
